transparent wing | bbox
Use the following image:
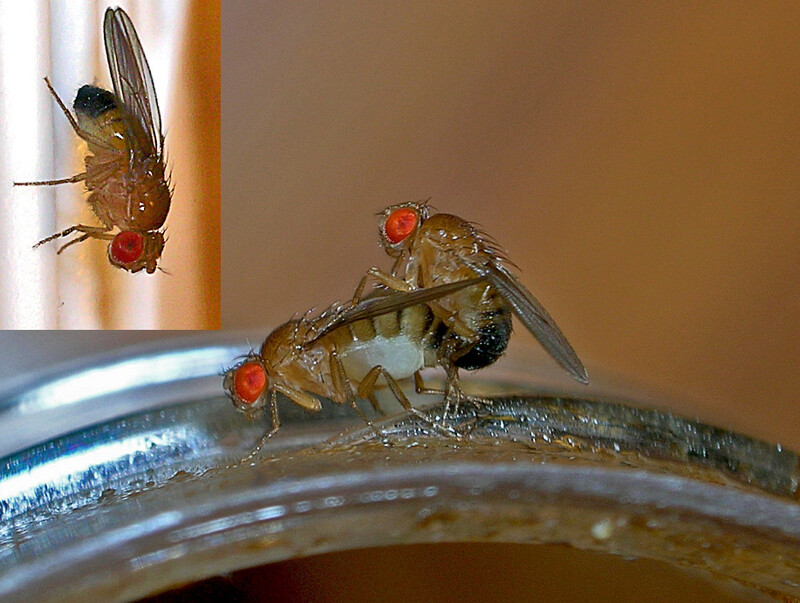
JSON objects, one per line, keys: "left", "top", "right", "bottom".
{"left": 309, "top": 263, "right": 588, "bottom": 385}
{"left": 480, "top": 262, "right": 588, "bottom": 384}
{"left": 306, "top": 276, "right": 488, "bottom": 347}
{"left": 103, "top": 7, "right": 163, "bottom": 155}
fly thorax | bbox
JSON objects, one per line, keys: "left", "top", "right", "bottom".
{"left": 270, "top": 321, "right": 335, "bottom": 400}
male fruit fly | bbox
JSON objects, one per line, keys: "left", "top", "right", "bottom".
{"left": 14, "top": 7, "right": 171, "bottom": 274}
{"left": 323, "top": 201, "right": 588, "bottom": 391}
{"left": 224, "top": 278, "right": 486, "bottom": 444}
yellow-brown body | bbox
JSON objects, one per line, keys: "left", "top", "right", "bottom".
{"left": 409, "top": 214, "right": 510, "bottom": 338}
{"left": 372, "top": 201, "right": 587, "bottom": 382}
{"left": 224, "top": 293, "right": 454, "bottom": 446}
{"left": 75, "top": 86, "right": 170, "bottom": 234}
{"left": 380, "top": 208, "right": 514, "bottom": 371}
{"left": 243, "top": 300, "right": 438, "bottom": 412}
{"left": 14, "top": 8, "right": 171, "bottom": 274}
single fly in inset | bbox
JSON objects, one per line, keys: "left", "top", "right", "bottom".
{"left": 15, "top": 7, "right": 171, "bottom": 273}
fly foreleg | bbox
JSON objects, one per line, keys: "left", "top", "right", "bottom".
{"left": 349, "top": 272, "right": 371, "bottom": 305}
{"left": 389, "top": 254, "right": 404, "bottom": 277}
{"left": 34, "top": 224, "right": 113, "bottom": 253}
{"left": 14, "top": 172, "right": 87, "bottom": 187}
{"left": 345, "top": 267, "right": 414, "bottom": 307}
{"left": 365, "top": 268, "right": 414, "bottom": 293}
{"left": 350, "top": 267, "right": 414, "bottom": 305}
{"left": 241, "top": 390, "right": 282, "bottom": 462}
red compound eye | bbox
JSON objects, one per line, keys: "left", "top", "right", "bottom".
{"left": 234, "top": 361, "right": 267, "bottom": 404}
{"left": 384, "top": 208, "right": 418, "bottom": 244}
{"left": 110, "top": 231, "right": 144, "bottom": 264}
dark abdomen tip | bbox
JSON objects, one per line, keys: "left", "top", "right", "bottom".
{"left": 454, "top": 308, "right": 513, "bottom": 371}
{"left": 73, "top": 85, "right": 116, "bottom": 117}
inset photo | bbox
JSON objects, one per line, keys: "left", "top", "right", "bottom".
{"left": 0, "top": 1, "right": 219, "bottom": 329}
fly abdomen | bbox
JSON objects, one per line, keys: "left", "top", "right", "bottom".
{"left": 337, "top": 304, "right": 434, "bottom": 382}
{"left": 73, "top": 85, "right": 117, "bottom": 118}
{"left": 453, "top": 306, "right": 512, "bottom": 370}
{"left": 399, "top": 304, "right": 435, "bottom": 342}
{"left": 73, "top": 85, "right": 130, "bottom": 154}
{"left": 347, "top": 299, "right": 434, "bottom": 344}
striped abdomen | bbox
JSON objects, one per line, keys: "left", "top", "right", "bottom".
{"left": 332, "top": 303, "right": 437, "bottom": 382}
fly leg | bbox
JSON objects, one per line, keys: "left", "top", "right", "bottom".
{"left": 40, "top": 76, "right": 112, "bottom": 150}
{"left": 438, "top": 350, "right": 465, "bottom": 424}
{"left": 350, "top": 273, "right": 370, "bottom": 305}
{"left": 345, "top": 267, "right": 415, "bottom": 315}
{"left": 55, "top": 229, "right": 114, "bottom": 254}
{"left": 412, "top": 369, "right": 464, "bottom": 431}
{"left": 330, "top": 349, "right": 382, "bottom": 437}
{"left": 434, "top": 315, "right": 488, "bottom": 424}
{"left": 388, "top": 254, "right": 404, "bottom": 277}
{"left": 14, "top": 172, "right": 87, "bottom": 187}
{"left": 14, "top": 78, "right": 114, "bottom": 178}
{"left": 241, "top": 391, "right": 282, "bottom": 462}
{"left": 425, "top": 309, "right": 476, "bottom": 424}
{"left": 413, "top": 317, "right": 464, "bottom": 416}
{"left": 365, "top": 268, "right": 414, "bottom": 293}
{"left": 413, "top": 371, "right": 444, "bottom": 396}
{"left": 33, "top": 224, "right": 113, "bottom": 253}
{"left": 359, "top": 366, "right": 459, "bottom": 439}
{"left": 370, "top": 267, "right": 480, "bottom": 340}
{"left": 241, "top": 385, "right": 323, "bottom": 462}
{"left": 14, "top": 77, "right": 108, "bottom": 186}
{"left": 350, "top": 263, "right": 415, "bottom": 305}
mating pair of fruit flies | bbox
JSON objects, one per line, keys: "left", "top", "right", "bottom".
{"left": 14, "top": 7, "right": 170, "bottom": 274}
{"left": 224, "top": 201, "right": 588, "bottom": 442}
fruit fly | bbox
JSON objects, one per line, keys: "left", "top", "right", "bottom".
{"left": 325, "top": 201, "right": 588, "bottom": 392}
{"left": 14, "top": 7, "right": 170, "bottom": 274}
{"left": 223, "top": 277, "right": 486, "bottom": 445}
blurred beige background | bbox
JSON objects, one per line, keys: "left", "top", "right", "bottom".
{"left": 222, "top": 2, "right": 799, "bottom": 452}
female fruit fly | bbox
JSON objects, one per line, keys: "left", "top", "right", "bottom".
{"left": 14, "top": 7, "right": 170, "bottom": 274}
{"left": 224, "top": 277, "right": 487, "bottom": 445}
{"left": 328, "top": 201, "right": 588, "bottom": 390}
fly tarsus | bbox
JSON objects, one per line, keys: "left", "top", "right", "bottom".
{"left": 34, "top": 224, "right": 113, "bottom": 252}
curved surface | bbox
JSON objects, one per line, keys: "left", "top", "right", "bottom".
{"left": 0, "top": 341, "right": 798, "bottom": 601}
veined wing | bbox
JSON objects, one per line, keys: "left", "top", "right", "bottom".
{"left": 103, "top": 7, "right": 163, "bottom": 155}
{"left": 306, "top": 276, "right": 488, "bottom": 347}
{"left": 481, "top": 261, "right": 588, "bottom": 384}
